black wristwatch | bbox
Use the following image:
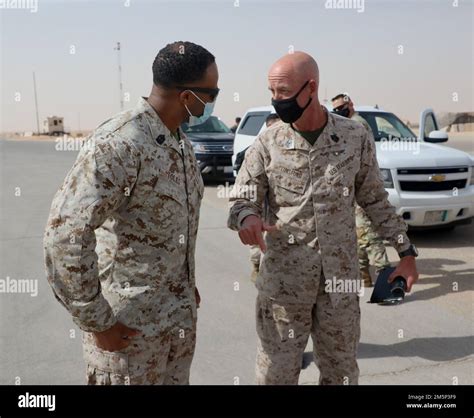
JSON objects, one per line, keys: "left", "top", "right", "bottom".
{"left": 398, "top": 244, "right": 418, "bottom": 259}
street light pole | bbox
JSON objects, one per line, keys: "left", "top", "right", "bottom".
{"left": 33, "top": 72, "right": 40, "bottom": 135}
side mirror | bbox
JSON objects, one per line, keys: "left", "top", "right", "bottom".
{"left": 425, "top": 130, "right": 448, "bottom": 143}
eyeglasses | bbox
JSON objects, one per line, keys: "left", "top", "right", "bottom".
{"left": 175, "top": 86, "right": 220, "bottom": 101}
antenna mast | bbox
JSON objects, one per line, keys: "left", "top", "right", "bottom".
{"left": 114, "top": 42, "right": 124, "bottom": 111}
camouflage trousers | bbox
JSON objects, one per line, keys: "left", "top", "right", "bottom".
{"left": 82, "top": 325, "right": 196, "bottom": 385}
{"left": 356, "top": 207, "right": 390, "bottom": 272}
{"left": 255, "top": 278, "right": 360, "bottom": 385}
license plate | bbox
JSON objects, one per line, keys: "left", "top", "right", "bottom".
{"left": 423, "top": 210, "right": 448, "bottom": 224}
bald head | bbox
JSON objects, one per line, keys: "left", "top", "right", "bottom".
{"left": 268, "top": 51, "right": 319, "bottom": 98}
{"left": 268, "top": 51, "right": 325, "bottom": 128}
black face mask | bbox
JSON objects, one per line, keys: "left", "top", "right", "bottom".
{"left": 333, "top": 105, "right": 351, "bottom": 118}
{"left": 271, "top": 80, "right": 312, "bottom": 123}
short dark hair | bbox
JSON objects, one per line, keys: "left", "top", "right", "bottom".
{"left": 331, "top": 93, "right": 350, "bottom": 102}
{"left": 235, "top": 117, "right": 242, "bottom": 123}
{"left": 266, "top": 113, "right": 280, "bottom": 124}
{"left": 152, "top": 41, "right": 215, "bottom": 88}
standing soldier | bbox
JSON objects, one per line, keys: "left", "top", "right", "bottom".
{"left": 231, "top": 117, "right": 242, "bottom": 133}
{"left": 43, "top": 41, "right": 219, "bottom": 385}
{"left": 331, "top": 93, "right": 391, "bottom": 286}
{"left": 228, "top": 52, "right": 418, "bottom": 385}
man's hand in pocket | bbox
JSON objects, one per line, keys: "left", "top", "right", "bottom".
{"left": 93, "top": 322, "right": 141, "bottom": 352}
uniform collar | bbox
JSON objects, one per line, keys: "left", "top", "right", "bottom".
{"left": 138, "top": 96, "right": 187, "bottom": 154}
{"left": 287, "top": 107, "right": 341, "bottom": 151}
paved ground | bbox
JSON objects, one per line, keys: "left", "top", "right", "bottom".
{"left": 0, "top": 136, "right": 472, "bottom": 385}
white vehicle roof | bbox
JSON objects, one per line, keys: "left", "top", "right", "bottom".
{"left": 243, "top": 105, "right": 386, "bottom": 114}
{"left": 325, "top": 104, "right": 386, "bottom": 113}
{"left": 244, "top": 105, "right": 275, "bottom": 113}
{"left": 354, "top": 105, "right": 386, "bottom": 113}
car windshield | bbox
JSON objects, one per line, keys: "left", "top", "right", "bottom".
{"left": 181, "top": 116, "right": 231, "bottom": 134}
{"left": 357, "top": 111, "right": 417, "bottom": 141}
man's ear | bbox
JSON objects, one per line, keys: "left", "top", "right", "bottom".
{"left": 179, "top": 90, "right": 191, "bottom": 105}
{"left": 309, "top": 79, "right": 317, "bottom": 95}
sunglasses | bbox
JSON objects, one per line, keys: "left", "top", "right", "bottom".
{"left": 333, "top": 104, "right": 349, "bottom": 113}
{"left": 175, "top": 86, "right": 220, "bottom": 101}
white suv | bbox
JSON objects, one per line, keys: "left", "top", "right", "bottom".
{"left": 232, "top": 105, "right": 474, "bottom": 230}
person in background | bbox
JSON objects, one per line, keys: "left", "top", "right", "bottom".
{"left": 331, "top": 93, "right": 391, "bottom": 286}
{"left": 231, "top": 116, "right": 242, "bottom": 133}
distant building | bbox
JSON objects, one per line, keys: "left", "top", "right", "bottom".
{"left": 43, "top": 116, "right": 65, "bottom": 135}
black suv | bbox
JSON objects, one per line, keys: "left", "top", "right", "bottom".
{"left": 182, "top": 116, "right": 234, "bottom": 177}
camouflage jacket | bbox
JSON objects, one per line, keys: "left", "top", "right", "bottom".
{"left": 43, "top": 97, "right": 204, "bottom": 335}
{"left": 228, "top": 110, "right": 410, "bottom": 305}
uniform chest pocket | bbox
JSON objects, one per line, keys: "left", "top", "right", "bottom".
{"left": 325, "top": 148, "right": 348, "bottom": 171}
{"left": 325, "top": 149, "right": 358, "bottom": 185}
{"left": 154, "top": 178, "right": 187, "bottom": 207}
{"left": 271, "top": 174, "right": 308, "bottom": 207}
{"left": 274, "top": 176, "right": 307, "bottom": 194}
{"left": 324, "top": 164, "right": 356, "bottom": 203}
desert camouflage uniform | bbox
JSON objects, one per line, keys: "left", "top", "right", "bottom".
{"left": 43, "top": 97, "right": 204, "bottom": 385}
{"left": 228, "top": 110, "right": 410, "bottom": 385}
{"left": 352, "top": 112, "right": 390, "bottom": 281}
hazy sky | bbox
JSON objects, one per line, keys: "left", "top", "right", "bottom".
{"left": 1, "top": 0, "right": 472, "bottom": 132}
